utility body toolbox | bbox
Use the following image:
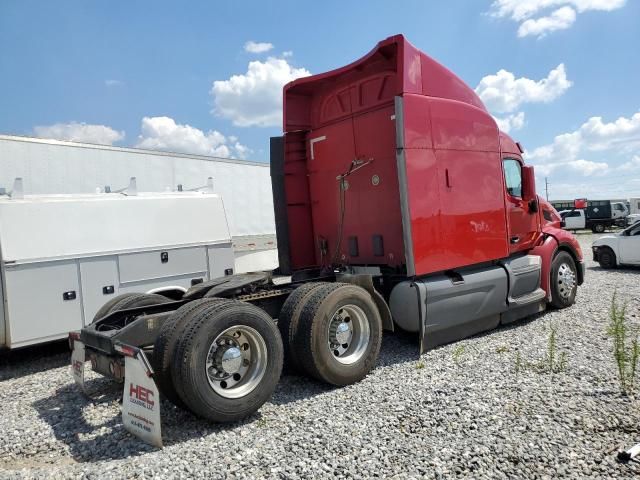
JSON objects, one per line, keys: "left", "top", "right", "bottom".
{"left": 0, "top": 191, "right": 234, "bottom": 348}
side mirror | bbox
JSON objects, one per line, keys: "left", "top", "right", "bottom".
{"left": 522, "top": 165, "right": 538, "bottom": 213}
{"left": 522, "top": 165, "right": 536, "bottom": 202}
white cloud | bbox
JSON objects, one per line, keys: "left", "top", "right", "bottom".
{"left": 211, "top": 57, "right": 311, "bottom": 127}
{"left": 618, "top": 156, "right": 640, "bottom": 172}
{"left": 135, "top": 116, "right": 251, "bottom": 159}
{"left": 526, "top": 110, "right": 640, "bottom": 196}
{"left": 489, "top": 0, "right": 626, "bottom": 37}
{"left": 566, "top": 159, "right": 608, "bottom": 175}
{"left": 518, "top": 6, "right": 576, "bottom": 37}
{"left": 475, "top": 64, "right": 572, "bottom": 114}
{"left": 33, "top": 122, "right": 125, "bottom": 145}
{"left": 282, "top": 51, "right": 293, "bottom": 58}
{"left": 494, "top": 112, "right": 525, "bottom": 133}
{"left": 105, "top": 79, "right": 124, "bottom": 88}
{"left": 244, "top": 41, "right": 274, "bottom": 54}
{"left": 529, "top": 111, "right": 640, "bottom": 164}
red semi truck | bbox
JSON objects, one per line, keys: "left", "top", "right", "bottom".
{"left": 69, "top": 35, "right": 584, "bottom": 446}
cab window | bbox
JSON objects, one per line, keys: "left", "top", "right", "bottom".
{"left": 561, "top": 210, "right": 581, "bottom": 218}
{"left": 503, "top": 159, "right": 522, "bottom": 198}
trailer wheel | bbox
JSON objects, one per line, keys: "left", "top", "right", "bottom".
{"left": 598, "top": 247, "right": 617, "bottom": 269}
{"left": 171, "top": 300, "right": 283, "bottom": 422}
{"left": 294, "top": 284, "right": 382, "bottom": 386}
{"left": 550, "top": 251, "right": 578, "bottom": 309}
{"left": 592, "top": 223, "right": 605, "bottom": 233}
{"left": 92, "top": 293, "right": 171, "bottom": 323}
{"left": 278, "top": 282, "right": 327, "bottom": 369}
{"left": 151, "top": 298, "right": 225, "bottom": 408}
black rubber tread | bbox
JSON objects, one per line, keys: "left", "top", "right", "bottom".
{"left": 93, "top": 293, "right": 140, "bottom": 323}
{"left": 598, "top": 247, "right": 617, "bottom": 269}
{"left": 92, "top": 293, "right": 171, "bottom": 323}
{"left": 550, "top": 251, "right": 578, "bottom": 309}
{"left": 278, "top": 282, "right": 329, "bottom": 370}
{"left": 151, "top": 298, "right": 226, "bottom": 408}
{"left": 293, "top": 283, "right": 382, "bottom": 386}
{"left": 171, "top": 300, "right": 283, "bottom": 422}
{"left": 593, "top": 223, "right": 606, "bottom": 233}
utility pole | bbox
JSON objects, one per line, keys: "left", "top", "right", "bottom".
{"left": 545, "top": 177, "right": 549, "bottom": 201}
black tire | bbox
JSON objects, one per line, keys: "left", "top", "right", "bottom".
{"left": 598, "top": 247, "right": 617, "bottom": 269}
{"left": 278, "top": 282, "right": 328, "bottom": 370}
{"left": 294, "top": 283, "right": 382, "bottom": 386}
{"left": 550, "top": 251, "right": 578, "bottom": 309}
{"left": 92, "top": 293, "right": 171, "bottom": 323}
{"left": 171, "top": 300, "right": 283, "bottom": 422}
{"left": 592, "top": 223, "right": 605, "bottom": 233}
{"left": 151, "top": 298, "right": 225, "bottom": 408}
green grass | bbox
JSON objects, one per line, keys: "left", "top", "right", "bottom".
{"left": 607, "top": 293, "right": 640, "bottom": 395}
{"left": 452, "top": 345, "right": 465, "bottom": 365}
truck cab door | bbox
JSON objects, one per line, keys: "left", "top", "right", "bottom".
{"left": 503, "top": 158, "right": 539, "bottom": 254}
{"left": 619, "top": 223, "right": 640, "bottom": 264}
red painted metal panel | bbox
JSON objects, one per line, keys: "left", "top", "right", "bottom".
{"left": 280, "top": 34, "right": 574, "bottom": 278}
{"left": 307, "top": 105, "right": 403, "bottom": 267}
{"left": 499, "top": 132, "right": 521, "bottom": 156}
{"left": 421, "top": 53, "right": 486, "bottom": 111}
{"left": 530, "top": 234, "right": 558, "bottom": 298}
{"left": 402, "top": 148, "right": 448, "bottom": 274}
{"left": 430, "top": 98, "right": 500, "bottom": 152}
{"left": 402, "top": 94, "right": 432, "bottom": 149}
{"left": 434, "top": 149, "right": 509, "bottom": 269}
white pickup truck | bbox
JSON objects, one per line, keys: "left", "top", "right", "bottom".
{"left": 592, "top": 221, "right": 640, "bottom": 268}
{"left": 560, "top": 208, "right": 619, "bottom": 233}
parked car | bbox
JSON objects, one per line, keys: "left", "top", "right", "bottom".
{"left": 592, "top": 221, "right": 640, "bottom": 268}
{"left": 626, "top": 213, "right": 640, "bottom": 226}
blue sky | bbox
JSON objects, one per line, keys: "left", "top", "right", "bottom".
{"left": 1, "top": 0, "right": 639, "bottom": 199}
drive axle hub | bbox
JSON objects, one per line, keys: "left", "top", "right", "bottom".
{"left": 205, "top": 325, "right": 268, "bottom": 399}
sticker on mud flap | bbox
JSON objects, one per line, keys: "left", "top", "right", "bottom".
{"left": 70, "top": 340, "right": 85, "bottom": 392}
{"left": 122, "top": 354, "right": 163, "bottom": 448}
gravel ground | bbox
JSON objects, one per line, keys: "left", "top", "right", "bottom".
{"left": 1, "top": 233, "right": 640, "bottom": 479}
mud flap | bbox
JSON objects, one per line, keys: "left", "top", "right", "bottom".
{"left": 70, "top": 337, "right": 86, "bottom": 393}
{"left": 116, "top": 343, "right": 163, "bottom": 448}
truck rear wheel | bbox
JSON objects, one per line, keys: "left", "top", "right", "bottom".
{"left": 592, "top": 223, "right": 605, "bottom": 233}
{"left": 171, "top": 299, "right": 283, "bottom": 422}
{"left": 294, "top": 284, "right": 382, "bottom": 386}
{"left": 278, "top": 282, "right": 327, "bottom": 369}
{"left": 550, "top": 252, "right": 578, "bottom": 309}
{"left": 92, "top": 293, "right": 171, "bottom": 323}
{"left": 151, "top": 298, "right": 225, "bottom": 408}
{"left": 598, "top": 247, "right": 617, "bottom": 269}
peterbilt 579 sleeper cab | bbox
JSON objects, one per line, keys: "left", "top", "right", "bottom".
{"left": 70, "top": 35, "right": 584, "bottom": 446}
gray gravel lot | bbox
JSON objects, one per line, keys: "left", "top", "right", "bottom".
{"left": 1, "top": 233, "right": 639, "bottom": 479}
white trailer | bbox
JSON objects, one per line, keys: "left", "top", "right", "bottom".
{"left": 0, "top": 134, "right": 277, "bottom": 271}
{"left": 0, "top": 191, "right": 237, "bottom": 349}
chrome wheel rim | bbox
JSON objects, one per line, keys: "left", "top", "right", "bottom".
{"left": 205, "top": 325, "right": 267, "bottom": 399}
{"left": 327, "top": 304, "right": 370, "bottom": 365}
{"left": 557, "top": 263, "right": 576, "bottom": 300}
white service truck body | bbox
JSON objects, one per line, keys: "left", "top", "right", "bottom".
{"left": 0, "top": 192, "right": 236, "bottom": 349}
{"left": 0, "top": 134, "right": 278, "bottom": 271}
